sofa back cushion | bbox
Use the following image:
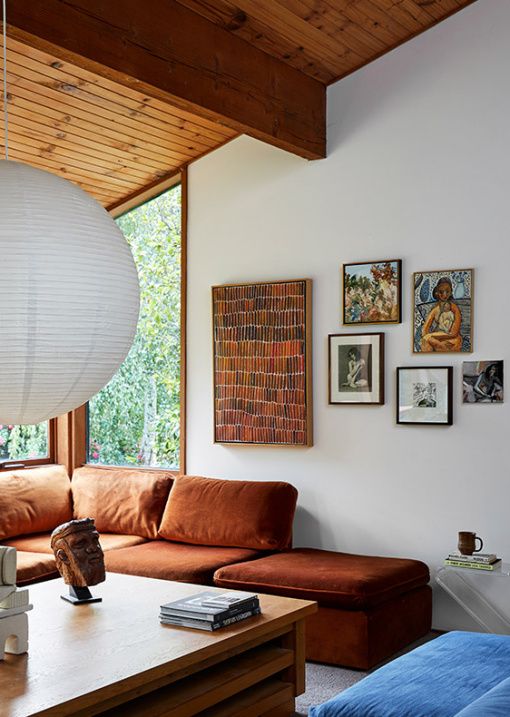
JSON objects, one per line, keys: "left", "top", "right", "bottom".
{"left": 0, "top": 464, "right": 72, "bottom": 540}
{"left": 158, "top": 475, "right": 298, "bottom": 550}
{"left": 72, "top": 467, "right": 173, "bottom": 539}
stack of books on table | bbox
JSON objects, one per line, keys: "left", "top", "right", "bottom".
{"left": 444, "top": 553, "right": 502, "bottom": 571}
{"left": 160, "top": 591, "right": 261, "bottom": 631}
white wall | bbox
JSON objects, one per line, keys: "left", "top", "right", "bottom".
{"left": 187, "top": 0, "right": 510, "bottom": 630}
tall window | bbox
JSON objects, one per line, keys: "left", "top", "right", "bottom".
{"left": 87, "top": 183, "right": 182, "bottom": 469}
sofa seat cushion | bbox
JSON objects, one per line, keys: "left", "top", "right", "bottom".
{"left": 16, "top": 551, "right": 58, "bottom": 587}
{"left": 158, "top": 475, "right": 298, "bottom": 550}
{"left": 214, "top": 548, "right": 430, "bottom": 609}
{"left": 72, "top": 467, "right": 173, "bottom": 539}
{"left": 104, "top": 541, "right": 264, "bottom": 584}
{"left": 4, "top": 532, "right": 147, "bottom": 554}
{"left": 0, "top": 465, "right": 72, "bottom": 540}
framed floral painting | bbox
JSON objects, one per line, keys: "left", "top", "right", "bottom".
{"left": 342, "top": 260, "right": 401, "bottom": 325}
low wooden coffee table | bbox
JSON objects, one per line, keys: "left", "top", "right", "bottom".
{"left": 1, "top": 572, "right": 316, "bottom": 717}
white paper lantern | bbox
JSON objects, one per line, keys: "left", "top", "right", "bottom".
{"left": 0, "top": 160, "right": 140, "bottom": 425}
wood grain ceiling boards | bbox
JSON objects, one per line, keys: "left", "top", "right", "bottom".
{"left": 0, "top": 36, "right": 237, "bottom": 208}
{"left": 176, "top": 0, "right": 477, "bottom": 84}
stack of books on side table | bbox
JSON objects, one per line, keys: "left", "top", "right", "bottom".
{"left": 160, "top": 591, "right": 261, "bottom": 631}
{"left": 444, "top": 553, "right": 502, "bottom": 571}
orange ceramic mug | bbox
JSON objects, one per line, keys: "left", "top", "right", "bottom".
{"left": 458, "top": 531, "right": 484, "bottom": 556}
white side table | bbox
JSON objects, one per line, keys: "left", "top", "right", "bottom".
{"left": 436, "top": 563, "right": 510, "bottom": 634}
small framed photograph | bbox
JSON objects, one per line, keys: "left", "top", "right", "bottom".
{"left": 328, "top": 333, "right": 384, "bottom": 405}
{"left": 463, "top": 361, "right": 504, "bottom": 403}
{"left": 396, "top": 366, "right": 453, "bottom": 425}
{"left": 342, "top": 260, "right": 402, "bottom": 325}
{"left": 413, "top": 269, "right": 473, "bottom": 353}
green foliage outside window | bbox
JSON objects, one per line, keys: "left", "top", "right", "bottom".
{"left": 0, "top": 423, "right": 48, "bottom": 462}
{"left": 88, "top": 184, "right": 182, "bottom": 469}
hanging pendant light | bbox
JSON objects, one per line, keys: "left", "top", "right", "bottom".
{"left": 0, "top": 2, "right": 140, "bottom": 425}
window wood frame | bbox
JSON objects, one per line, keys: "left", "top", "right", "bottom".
{"left": 57, "top": 168, "right": 187, "bottom": 476}
{"left": 0, "top": 418, "right": 57, "bottom": 471}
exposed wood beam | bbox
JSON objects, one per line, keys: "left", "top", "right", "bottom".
{"left": 7, "top": 0, "right": 326, "bottom": 160}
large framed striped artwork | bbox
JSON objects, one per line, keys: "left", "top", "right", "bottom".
{"left": 212, "top": 279, "right": 313, "bottom": 446}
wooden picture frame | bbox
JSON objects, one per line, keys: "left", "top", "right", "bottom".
{"left": 396, "top": 366, "right": 453, "bottom": 425}
{"left": 413, "top": 269, "right": 474, "bottom": 353}
{"left": 212, "top": 279, "right": 312, "bottom": 446}
{"left": 342, "top": 259, "right": 402, "bottom": 325}
{"left": 328, "top": 333, "right": 384, "bottom": 405}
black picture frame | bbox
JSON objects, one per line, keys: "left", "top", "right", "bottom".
{"left": 328, "top": 333, "right": 385, "bottom": 405}
{"left": 396, "top": 366, "right": 453, "bottom": 425}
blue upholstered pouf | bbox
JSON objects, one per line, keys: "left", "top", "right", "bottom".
{"left": 309, "top": 632, "right": 510, "bottom": 717}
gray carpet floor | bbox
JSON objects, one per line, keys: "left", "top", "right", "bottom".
{"left": 294, "top": 632, "right": 441, "bottom": 715}
{"left": 295, "top": 662, "right": 365, "bottom": 715}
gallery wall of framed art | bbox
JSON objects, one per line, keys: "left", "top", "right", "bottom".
{"left": 212, "top": 261, "right": 501, "bottom": 445}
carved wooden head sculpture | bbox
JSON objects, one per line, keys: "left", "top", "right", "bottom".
{"left": 50, "top": 518, "right": 105, "bottom": 587}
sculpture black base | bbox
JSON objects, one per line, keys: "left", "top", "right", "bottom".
{"left": 61, "top": 585, "right": 102, "bottom": 605}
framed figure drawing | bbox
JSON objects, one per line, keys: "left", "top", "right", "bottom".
{"left": 396, "top": 366, "right": 453, "bottom": 425}
{"left": 329, "top": 333, "right": 384, "bottom": 405}
{"left": 212, "top": 279, "right": 312, "bottom": 446}
{"left": 343, "top": 260, "right": 401, "bottom": 325}
{"left": 463, "top": 361, "right": 503, "bottom": 403}
{"left": 413, "top": 269, "right": 473, "bottom": 353}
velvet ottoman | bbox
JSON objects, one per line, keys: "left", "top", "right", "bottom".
{"left": 214, "top": 548, "right": 432, "bottom": 669}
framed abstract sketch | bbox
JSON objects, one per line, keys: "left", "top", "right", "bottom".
{"left": 463, "top": 361, "right": 503, "bottom": 403}
{"left": 342, "top": 260, "right": 401, "bottom": 325}
{"left": 328, "top": 333, "right": 384, "bottom": 405}
{"left": 212, "top": 279, "right": 312, "bottom": 446}
{"left": 396, "top": 366, "right": 453, "bottom": 425}
{"left": 413, "top": 269, "right": 473, "bottom": 353}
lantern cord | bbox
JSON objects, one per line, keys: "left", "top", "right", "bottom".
{"left": 2, "top": 0, "right": 8, "bottom": 160}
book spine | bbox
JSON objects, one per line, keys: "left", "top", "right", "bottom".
{"left": 215, "top": 607, "right": 261, "bottom": 628}
{"left": 444, "top": 560, "right": 497, "bottom": 570}
{"left": 448, "top": 555, "right": 497, "bottom": 564}
{"left": 161, "top": 599, "right": 260, "bottom": 623}
{"left": 160, "top": 607, "right": 261, "bottom": 631}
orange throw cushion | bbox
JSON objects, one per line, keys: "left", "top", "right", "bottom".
{"left": 158, "top": 475, "right": 298, "bottom": 550}
{"left": 72, "top": 467, "right": 173, "bottom": 539}
{"left": 0, "top": 464, "right": 72, "bottom": 540}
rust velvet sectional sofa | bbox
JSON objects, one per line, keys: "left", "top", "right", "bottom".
{"left": 0, "top": 464, "right": 432, "bottom": 669}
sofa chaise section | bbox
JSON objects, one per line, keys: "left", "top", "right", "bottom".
{"left": 214, "top": 547, "right": 432, "bottom": 669}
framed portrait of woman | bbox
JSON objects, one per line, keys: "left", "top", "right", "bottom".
{"left": 413, "top": 269, "right": 473, "bottom": 353}
{"left": 328, "top": 333, "right": 384, "bottom": 405}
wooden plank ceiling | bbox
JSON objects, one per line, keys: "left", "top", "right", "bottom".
{"left": 1, "top": 0, "right": 476, "bottom": 207}
{"left": 0, "top": 35, "right": 237, "bottom": 209}
{"left": 176, "top": 0, "right": 476, "bottom": 84}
